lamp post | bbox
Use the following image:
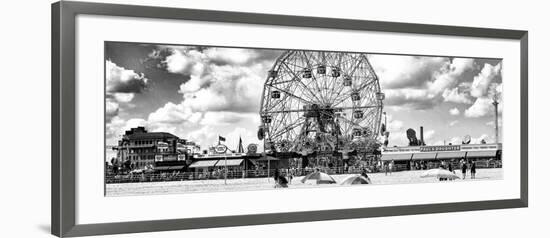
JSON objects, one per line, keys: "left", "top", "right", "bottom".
{"left": 492, "top": 100, "right": 499, "bottom": 144}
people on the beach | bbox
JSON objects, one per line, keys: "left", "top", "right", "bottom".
{"left": 470, "top": 160, "right": 476, "bottom": 179}
{"left": 287, "top": 169, "right": 294, "bottom": 184}
{"left": 461, "top": 159, "right": 468, "bottom": 179}
{"left": 273, "top": 168, "right": 280, "bottom": 186}
{"left": 273, "top": 168, "right": 288, "bottom": 188}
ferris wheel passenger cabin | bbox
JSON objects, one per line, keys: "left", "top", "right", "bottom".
{"left": 331, "top": 67, "right": 341, "bottom": 77}
{"left": 302, "top": 68, "right": 312, "bottom": 78}
{"left": 317, "top": 65, "right": 326, "bottom": 74}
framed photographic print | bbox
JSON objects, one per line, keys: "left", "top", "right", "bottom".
{"left": 52, "top": 1, "right": 528, "bottom": 237}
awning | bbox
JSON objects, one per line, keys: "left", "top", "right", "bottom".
{"left": 189, "top": 160, "right": 219, "bottom": 168}
{"left": 436, "top": 151, "right": 466, "bottom": 159}
{"left": 153, "top": 166, "right": 171, "bottom": 170}
{"left": 467, "top": 150, "right": 498, "bottom": 158}
{"left": 214, "top": 159, "right": 244, "bottom": 167}
{"left": 381, "top": 153, "right": 413, "bottom": 161}
{"left": 169, "top": 165, "right": 185, "bottom": 170}
{"left": 412, "top": 152, "right": 437, "bottom": 160}
{"left": 257, "top": 156, "right": 279, "bottom": 161}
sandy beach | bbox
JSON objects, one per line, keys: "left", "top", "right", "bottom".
{"left": 106, "top": 168, "right": 502, "bottom": 196}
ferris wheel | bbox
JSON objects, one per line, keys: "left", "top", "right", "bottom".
{"left": 258, "top": 50, "right": 385, "bottom": 153}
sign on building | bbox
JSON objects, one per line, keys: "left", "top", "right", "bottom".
{"left": 177, "top": 154, "right": 186, "bottom": 161}
{"left": 154, "top": 155, "right": 163, "bottom": 162}
{"left": 215, "top": 144, "right": 228, "bottom": 154}
{"left": 420, "top": 145, "right": 460, "bottom": 152}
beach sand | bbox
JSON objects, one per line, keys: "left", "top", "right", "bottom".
{"left": 106, "top": 168, "right": 502, "bottom": 196}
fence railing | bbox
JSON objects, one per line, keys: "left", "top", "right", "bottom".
{"left": 105, "top": 160, "right": 501, "bottom": 184}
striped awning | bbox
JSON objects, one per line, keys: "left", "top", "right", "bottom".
{"left": 436, "top": 151, "right": 466, "bottom": 159}
{"left": 412, "top": 152, "right": 437, "bottom": 160}
{"left": 189, "top": 160, "right": 219, "bottom": 168}
{"left": 214, "top": 159, "right": 244, "bottom": 167}
{"left": 381, "top": 153, "right": 413, "bottom": 161}
{"left": 467, "top": 150, "right": 498, "bottom": 158}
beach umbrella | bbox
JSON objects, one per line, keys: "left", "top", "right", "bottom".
{"left": 420, "top": 169, "right": 460, "bottom": 179}
{"left": 340, "top": 174, "right": 371, "bottom": 185}
{"left": 301, "top": 171, "right": 336, "bottom": 184}
{"left": 130, "top": 169, "right": 143, "bottom": 174}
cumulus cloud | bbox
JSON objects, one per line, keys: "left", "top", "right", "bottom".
{"left": 369, "top": 55, "right": 447, "bottom": 89}
{"left": 200, "top": 111, "right": 259, "bottom": 126}
{"left": 449, "top": 107, "right": 460, "bottom": 116}
{"left": 464, "top": 97, "right": 494, "bottom": 118}
{"left": 147, "top": 102, "right": 202, "bottom": 125}
{"left": 384, "top": 88, "right": 438, "bottom": 110}
{"left": 106, "top": 60, "right": 148, "bottom": 94}
{"left": 471, "top": 63, "right": 502, "bottom": 98}
{"left": 449, "top": 120, "right": 459, "bottom": 126}
{"left": 105, "top": 60, "right": 149, "bottom": 122}
{"left": 370, "top": 56, "right": 476, "bottom": 110}
{"left": 151, "top": 47, "right": 279, "bottom": 113}
{"left": 186, "top": 126, "right": 218, "bottom": 148}
{"left": 113, "top": 93, "right": 135, "bottom": 103}
{"left": 442, "top": 87, "right": 472, "bottom": 104}
{"left": 106, "top": 46, "right": 280, "bottom": 148}
{"left": 180, "top": 64, "right": 266, "bottom": 112}
{"left": 387, "top": 119, "right": 404, "bottom": 132}
{"left": 105, "top": 100, "right": 119, "bottom": 122}
{"left": 428, "top": 58, "right": 475, "bottom": 93}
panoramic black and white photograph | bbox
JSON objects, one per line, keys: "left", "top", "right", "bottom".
{"left": 104, "top": 42, "right": 503, "bottom": 196}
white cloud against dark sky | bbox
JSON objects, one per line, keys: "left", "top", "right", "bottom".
{"left": 105, "top": 42, "right": 502, "bottom": 152}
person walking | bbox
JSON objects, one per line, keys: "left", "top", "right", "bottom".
{"left": 461, "top": 160, "right": 468, "bottom": 180}
{"left": 273, "top": 168, "right": 280, "bottom": 188}
{"left": 287, "top": 169, "right": 293, "bottom": 184}
{"left": 388, "top": 160, "right": 394, "bottom": 175}
{"left": 470, "top": 161, "right": 476, "bottom": 179}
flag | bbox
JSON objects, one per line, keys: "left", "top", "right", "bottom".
{"left": 219, "top": 136, "right": 226, "bottom": 142}
{"left": 237, "top": 137, "right": 244, "bottom": 153}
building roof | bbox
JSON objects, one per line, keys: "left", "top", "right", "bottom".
{"left": 381, "top": 153, "right": 413, "bottom": 161}
{"left": 189, "top": 160, "right": 219, "bottom": 168}
{"left": 436, "top": 151, "right": 466, "bottom": 159}
{"left": 126, "top": 132, "right": 178, "bottom": 140}
{"left": 412, "top": 152, "right": 437, "bottom": 160}
{"left": 467, "top": 150, "right": 498, "bottom": 158}
{"left": 214, "top": 159, "right": 244, "bottom": 167}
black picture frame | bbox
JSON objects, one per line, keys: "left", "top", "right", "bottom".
{"left": 51, "top": 1, "right": 528, "bottom": 237}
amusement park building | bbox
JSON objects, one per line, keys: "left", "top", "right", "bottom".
{"left": 113, "top": 127, "right": 187, "bottom": 170}
{"left": 381, "top": 143, "right": 502, "bottom": 170}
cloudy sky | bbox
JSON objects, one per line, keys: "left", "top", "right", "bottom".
{"left": 105, "top": 42, "right": 502, "bottom": 152}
